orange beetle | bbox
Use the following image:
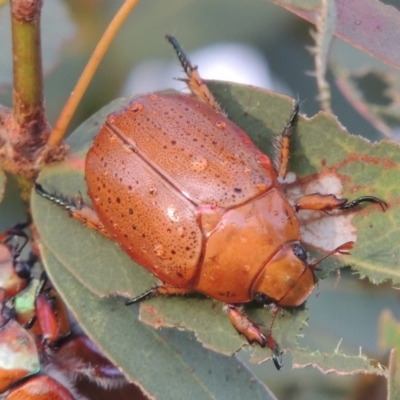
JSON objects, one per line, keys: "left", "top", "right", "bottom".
{"left": 35, "top": 36, "right": 387, "bottom": 369}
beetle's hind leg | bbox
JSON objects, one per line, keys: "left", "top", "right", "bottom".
{"left": 166, "top": 35, "right": 222, "bottom": 113}
{"left": 34, "top": 183, "right": 112, "bottom": 239}
{"left": 125, "top": 284, "right": 192, "bottom": 305}
{"left": 275, "top": 101, "right": 300, "bottom": 182}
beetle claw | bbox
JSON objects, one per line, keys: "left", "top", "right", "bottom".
{"left": 265, "top": 334, "right": 283, "bottom": 370}
{"left": 271, "top": 347, "right": 283, "bottom": 370}
{"left": 295, "top": 193, "right": 388, "bottom": 213}
{"left": 339, "top": 196, "right": 388, "bottom": 212}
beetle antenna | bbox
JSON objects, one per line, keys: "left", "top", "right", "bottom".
{"left": 309, "top": 241, "right": 354, "bottom": 269}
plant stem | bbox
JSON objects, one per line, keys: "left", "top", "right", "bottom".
{"left": 11, "top": 0, "right": 48, "bottom": 144}
{"left": 48, "top": 0, "right": 140, "bottom": 149}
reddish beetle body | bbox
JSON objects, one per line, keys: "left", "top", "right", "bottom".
{"left": 86, "top": 93, "right": 312, "bottom": 305}
{"left": 35, "top": 36, "right": 386, "bottom": 369}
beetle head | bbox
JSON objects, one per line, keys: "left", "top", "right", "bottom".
{"left": 252, "top": 243, "right": 315, "bottom": 308}
{"left": 252, "top": 241, "right": 354, "bottom": 308}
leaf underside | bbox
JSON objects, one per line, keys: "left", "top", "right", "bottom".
{"left": 41, "top": 246, "right": 273, "bottom": 400}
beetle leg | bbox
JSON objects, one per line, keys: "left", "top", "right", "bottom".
{"left": 166, "top": 35, "right": 222, "bottom": 113}
{"left": 226, "top": 304, "right": 283, "bottom": 370}
{"left": 226, "top": 304, "right": 266, "bottom": 347}
{"left": 34, "top": 183, "right": 112, "bottom": 239}
{"left": 125, "top": 284, "right": 192, "bottom": 305}
{"left": 294, "top": 193, "right": 388, "bottom": 212}
{"left": 275, "top": 101, "right": 300, "bottom": 181}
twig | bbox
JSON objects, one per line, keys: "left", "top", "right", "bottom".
{"left": 47, "top": 0, "right": 140, "bottom": 149}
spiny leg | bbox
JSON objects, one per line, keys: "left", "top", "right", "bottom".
{"left": 125, "top": 284, "right": 192, "bottom": 305}
{"left": 275, "top": 101, "right": 300, "bottom": 181}
{"left": 166, "top": 35, "right": 222, "bottom": 113}
{"left": 294, "top": 193, "right": 388, "bottom": 212}
{"left": 226, "top": 304, "right": 283, "bottom": 370}
{"left": 34, "top": 183, "right": 112, "bottom": 239}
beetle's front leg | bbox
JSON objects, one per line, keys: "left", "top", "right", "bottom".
{"left": 34, "top": 183, "right": 112, "bottom": 240}
{"left": 226, "top": 304, "right": 283, "bottom": 370}
{"left": 294, "top": 193, "right": 388, "bottom": 212}
{"left": 166, "top": 35, "right": 222, "bottom": 113}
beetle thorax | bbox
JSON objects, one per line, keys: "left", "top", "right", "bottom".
{"left": 194, "top": 188, "right": 301, "bottom": 303}
{"left": 251, "top": 243, "right": 315, "bottom": 307}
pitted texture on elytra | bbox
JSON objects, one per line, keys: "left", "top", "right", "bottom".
{"left": 105, "top": 94, "right": 275, "bottom": 208}
{"left": 85, "top": 127, "right": 202, "bottom": 287}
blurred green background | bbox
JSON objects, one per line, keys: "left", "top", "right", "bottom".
{"left": 0, "top": 0, "right": 391, "bottom": 141}
{"left": 0, "top": 0, "right": 398, "bottom": 398}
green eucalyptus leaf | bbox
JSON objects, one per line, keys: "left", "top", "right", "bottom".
{"left": 40, "top": 245, "right": 275, "bottom": 400}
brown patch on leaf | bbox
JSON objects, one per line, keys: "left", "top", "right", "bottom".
{"left": 140, "top": 304, "right": 166, "bottom": 329}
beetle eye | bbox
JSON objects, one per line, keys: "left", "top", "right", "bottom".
{"left": 293, "top": 244, "right": 307, "bottom": 263}
{"left": 254, "top": 292, "right": 274, "bottom": 306}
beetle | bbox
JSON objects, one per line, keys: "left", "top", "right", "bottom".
{"left": 35, "top": 35, "right": 387, "bottom": 369}
{"left": 0, "top": 225, "right": 127, "bottom": 398}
